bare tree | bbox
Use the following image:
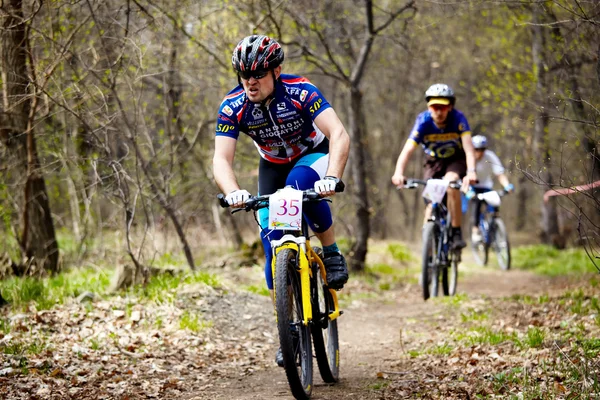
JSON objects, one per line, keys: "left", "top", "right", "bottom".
{"left": 0, "top": 0, "right": 59, "bottom": 274}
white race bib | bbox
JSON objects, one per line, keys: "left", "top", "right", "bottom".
{"left": 422, "top": 179, "right": 449, "bottom": 204}
{"left": 480, "top": 191, "right": 501, "bottom": 207}
{"left": 269, "top": 187, "right": 303, "bottom": 231}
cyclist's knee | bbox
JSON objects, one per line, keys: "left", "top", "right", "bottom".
{"left": 444, "top": 171, "right": 460, "bottom": 182}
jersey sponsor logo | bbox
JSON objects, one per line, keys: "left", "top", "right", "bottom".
{"left": 222, "top": 105, "right": 233, "bottom": 116}
{"left": 309, "top": 97, "right": 324, "bottom": 115}
{"left": 216, "top": 123, "right": 235, "bottom": 134}
{"left": 300, "top": 90, "right": 308, "bottom": 101}
{"left": 252, "top": 106, "right": 263, "bottom": 119}
{"left": 277, "top": 102, "right": 287, "bottom": 111}
{"left": 458, "top": 122, "right": 466, "bottom": 132}
{"left": 285, "top": 87, "right": 301, "bottom": 96}
{"left": 424, "top": 133, "right": 460, "bottom": 142}
{"left": 277, "top": 111, "right": 297, "bottom": 118}
{"left": 219, "top": 114, "right": 235, "bottom": 124}
{"left": 230, "top": 98, "right": 244, "bottom": 108}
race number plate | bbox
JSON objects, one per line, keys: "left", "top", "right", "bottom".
{"left": 269, "top": 187, "right": 303, "bottom": 230}
{"left": 422, "top": 179, "right": 449, "bottom": 204}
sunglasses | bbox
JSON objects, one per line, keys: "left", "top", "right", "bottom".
{"left": 239, "top": 70, "right": 269, "bottom": 80}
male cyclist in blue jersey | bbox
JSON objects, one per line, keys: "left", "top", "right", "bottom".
{"left": 213, "top": 35, "right": 350, "bottom": 364}
{"left": 468, "top": 135, "right": 514, "bottom": 243}
{"left": 391, "top": 84, "right": 477, "bottom": 249}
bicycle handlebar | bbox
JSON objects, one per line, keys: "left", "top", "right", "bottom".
{"left": 403, "top": 178, "right": 463, "bottom": 190}
{"left": 217, "top": 187, "right": 341, "bottom": 213}
{"left": 475, "top": 188, "right": 509, "bottom": 200}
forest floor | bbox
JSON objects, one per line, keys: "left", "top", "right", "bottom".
{"left": 0, "top": 248, "right": 599, "bottom": 399}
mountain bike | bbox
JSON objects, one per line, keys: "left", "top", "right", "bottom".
{"left": 404, "top": 178, "right": 462, "bottom": 300}
{"left": 218, "top": 186, "right": 342, "bottom": 400}
{"left": 469, "top": 189, "right": 511, "bottom": 270}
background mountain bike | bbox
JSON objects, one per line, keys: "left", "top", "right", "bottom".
{"left": 404, "top": 179, "right": 462, "bottom": 300}
{"left": 468, "top": 189, "right": 511, "bottom": 270}
{"left": 218, "top": 186, "right": 342, "bottom": 400}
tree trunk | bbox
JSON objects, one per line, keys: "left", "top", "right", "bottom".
{"left": 0, "top": 0, "right": 59, "bottom": 274}
{"left": 348, "top": 87, "right": 369, "bottom": 271}
{"left": 532, "top": 6, "right": 560, "bottom": 246}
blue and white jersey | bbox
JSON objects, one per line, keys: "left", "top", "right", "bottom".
{"left": 408, "top": 109, "right": 472, "bottom": 159}
{"left": 216, "top": 74, "right": 331, "bottom": 164}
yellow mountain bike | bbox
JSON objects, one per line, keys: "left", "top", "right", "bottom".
{"left": 218, "top": 186, "right": 342, "bottom": 400}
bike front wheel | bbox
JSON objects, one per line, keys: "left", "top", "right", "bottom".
{"left": 311, "top": 247, "right": 339, "bottom": 383}
{"left": 442, "top": 253, "right": 459, "bottom": 296}
{"left": 491, "top": 218, "right": 511, "bottom": 270}
{"left": 275, "top": 248, "right": 313, "bottom": 399}
{"left": 421, "top": 222, "right": 440, "bottom": 301}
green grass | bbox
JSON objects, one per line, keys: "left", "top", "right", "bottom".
{"left": 523, "top": 327, "right": 545, "bottom": 348}
{"left": 136, "top": 271, "right": 220, "bottom": 302}
{"left": 0, "top": 318, "right": 10, "bottom": 334}
{"left": 244, "top": 285, "right": 270, "bottom": 297}
{"left": 461, "top": 308, "right": 490, "bottom": 323}
{"left": 454, "top": 326, "right": 517, "bottom": 346}
{"left": 440, "top": 292, "right": 469, "bottom": 307}
{"left": 179, "top": 311, "right": 212, "bottom": 332}
{"left": 512, "top": 245, "right": 596, "bottom": 276}
{"left": 580, "top": 338, "right": 600, "bottom": 358}
{"left": 428, "top": 343, "right": 454, "bottom": 356}
{"left": 387, "top": 243, "right": 415, "bottom": 263}
{"left": 0, "top": 267, "right": 111, "bottom": 310}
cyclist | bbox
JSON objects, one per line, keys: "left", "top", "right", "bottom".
{"left": 213, "top": 35, "right": 350, "bottom": 364}
{"left": 467, "top": 135, "right": 514, "bottom": 243}
{"left": 391, "top": 83, "right": 477, "bottom": 249}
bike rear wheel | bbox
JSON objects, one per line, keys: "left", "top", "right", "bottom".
{"left": 470, "top": 219, "right": 489, "bottom": 266}
{"left": 275, "top": 248, "right": 313, "bottom": 399}
{"left": 311, "top": 247, "right": 339, "bottom": 383}
{"left": 422, "top": 222, "right": 440, "bottom": 300}
{"left": 492, "top": 218, "right": 511, "bottom": 270}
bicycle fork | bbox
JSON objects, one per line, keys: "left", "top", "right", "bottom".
{"left": 271, "top": 235, "right": 313, "bottom": 326}
{"left": 271, "top": 235, "right": 341, "bottom": 326}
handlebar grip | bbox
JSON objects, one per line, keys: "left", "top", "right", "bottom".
{"left": 217, "top": 194, "right": 230, "bottom": 208}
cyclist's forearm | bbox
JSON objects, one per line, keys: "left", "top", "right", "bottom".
{"left": 394, "top": 141, "right": 416, "bottom": 175}
{"left": 213, "top": 157, "right": 240, "bottom": 194}
{"left": 326, "top": 127, "right": 350, "bottom": 178}
{"left": 498, "top": 173, "right": 510, "bottom": 188}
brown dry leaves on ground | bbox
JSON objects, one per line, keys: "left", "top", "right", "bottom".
{"left": 380, "top": 283, "right": 600, "bottom": 399}
{"left": 0, "top": 264, "right": 599, "bottom": 400}
{"left": 0, "top": 281, "right": 276, "bottom": 400}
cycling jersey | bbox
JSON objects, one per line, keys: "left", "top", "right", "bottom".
{"left": 473, "top": 149, "right": 505, "bottom": 189}
{"left": 408, "top": 109, "right": 471, "bottom": 159}
{"left": 215, "top": 74, "right": 331, "bottom": 164}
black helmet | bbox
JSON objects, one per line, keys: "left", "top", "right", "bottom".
{"left": 425, "top": 83, "right": 456, "bottom": 106}
{"left": 231, "top": 35, "right": 284, "bottom": 73}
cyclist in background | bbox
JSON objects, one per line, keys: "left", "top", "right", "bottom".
{"left": 212, "top": 35, "right": 350, "bottom": 364}
{"left": 392, "top": 84, "right": 477, "bottom": 249}
{"left": 468, "top": 135, "right": 514, "bottom": 243}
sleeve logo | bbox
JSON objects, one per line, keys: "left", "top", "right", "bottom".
{"left": 223, "top": 105, "right": 233, "bottom": 116}
{"left": 458, "top": 122, "right": 466, "bottom": 131}
{"left": 300, "top": 90, "right": 308, "bottom": 102}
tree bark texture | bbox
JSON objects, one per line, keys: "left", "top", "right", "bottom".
{"left": 532, "top": 6, "right": 560, "bottom": 246}
{"left": 1, "top": 0, "right": 59, "bottom": 273}
{"left": 348, "top": 87, "right": 369, "bottom": 271}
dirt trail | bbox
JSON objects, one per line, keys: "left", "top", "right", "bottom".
{"left": 190, "top": 266, "right": 567, "bottom": 400}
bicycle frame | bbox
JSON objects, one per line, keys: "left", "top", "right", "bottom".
{"left": 430, "top": 202, "right": 452, "bottom": 265}
{"left": 270, "top": 230, "right": 341, "bottom": 326}
{"left": 218, "top": 189, "right": 342, "bottom": 328}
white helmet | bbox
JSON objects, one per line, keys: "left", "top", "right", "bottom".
{"left": 425, "top": 83, "right": 455, "bottom": 106}
{"left": 472, "top": 135, "right": 488, "bottom": 149}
